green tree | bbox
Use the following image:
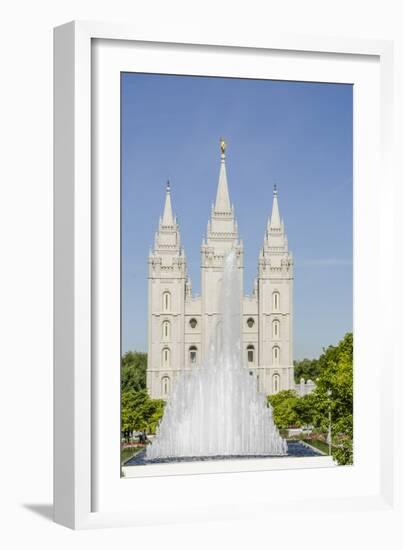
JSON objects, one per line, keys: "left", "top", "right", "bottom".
{"left": 331, "top": 414, "right": 353, "bottom": 466}
{"left": 121, "top": 389, "right": 165, "bottom": 435}
{"left": 267, "top": 390, "right": 302, "bottom": 429}
{"left": 294, "top": 358, "right": 322, "bottom": 383}
{"left": 121, "top": 351, "right": 165, "bottom": 436}
{"left": 268, "top": 333, "right": 353, "bottom": 465}
{"left": 293, "top": 392, "right": 318, "bottom": 426}
{"left": 121, "top": 351, "right": 147, "bottom": 392}
{"left": 312, "top": 333, "right": 353, "bottom": 465}
{"left": 147, "top": 399, "right": 166, "bottom": 434}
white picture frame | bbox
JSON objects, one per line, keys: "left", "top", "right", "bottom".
{"left": 54, "top": 20, "right": 398, "bottom": 530}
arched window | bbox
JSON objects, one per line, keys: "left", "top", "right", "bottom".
{"left": 162, "top": 347, "right": 170, "bottom": 367}
{"left": 247, "top": 344, "right": 255, "bottom": 364}
{"left": 189, "top": 345, "right": 197, "bottom": 364}
{"left": 272, "top": 291, "right": 280, "bottom": 312}
{"left": 162, "top": 291, "right": 171, "bottom": 312}
{"left": 247, "top": 317, "right": 255, "bottom": 328}
{"left": 273, "top": 373, "right": 280, "bottom": 394}
{"left": 272, "top": 319, "right": 280, "bottom": 339}
{"left": 272, "top": 345, "right": 280, "bottom": 365}
{"left": 162, "top": 320, "right": 170, "bottom": 341}
{"left": 189, "top": 318, "right": 197, "bottom": 329}
{"left": 161, "top": 376, "right": 170, "bottom": 397}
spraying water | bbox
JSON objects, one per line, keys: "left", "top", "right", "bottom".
{"left": 147, "top": 250, "right": 287, "bottom": 459}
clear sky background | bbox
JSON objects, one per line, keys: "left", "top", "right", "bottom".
{"left": 121, "top": 73, "right": 352, "bottom": 360}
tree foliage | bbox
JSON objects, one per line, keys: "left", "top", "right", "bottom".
{"left": 293, "top": 358, "right": 322, "bottom": 383}
{"left": 293, "top": 392, "right": 318, "bottom": 426}
{"left": 121, "top": 352, "right": 165, "bottom": 435}
{"left": 267, "top": 390, "right": 302, "bottom": 429}
{"left": 121, "top": 351, "right": 147, "bottom": 392}
{"left": 313, "top": 333, "right": 353, "bottom": 464}
{"left": 121, "top": 389, "right": 165, "bottom": 434}
{"left": 270, "top": 333, "right": 353, "bottom": 465}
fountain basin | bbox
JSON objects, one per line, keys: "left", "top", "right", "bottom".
{"left": 126, "top": 440, "right": 323, "bottom": 466}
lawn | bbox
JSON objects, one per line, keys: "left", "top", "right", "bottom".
{"left": 302, "top": 438, "right": 331, "bottom": 455}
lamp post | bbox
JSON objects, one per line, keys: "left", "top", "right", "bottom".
{"left": 327, "top": 389, "right": 332, "bottom": 455}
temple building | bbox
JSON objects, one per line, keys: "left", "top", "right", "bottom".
{"left": 146, "top": 140, "right": 295, "bottom": 399}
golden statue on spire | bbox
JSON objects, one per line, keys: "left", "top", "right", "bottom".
{"left": 220, "top": 137, "right": 226, "bottom": 155}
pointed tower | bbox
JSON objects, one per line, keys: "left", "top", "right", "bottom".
{"left": 200, "top": 139, "right": 244, "bottom": 356}
{"left": 147, "top": 182, "right": 189, "bottom": 398}
{"left": 256, "top": 185, "right": 294, "bottom": 394}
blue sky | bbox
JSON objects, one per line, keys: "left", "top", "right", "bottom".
{"left": 121, "top": 73, "right": 352, "bottom": 360}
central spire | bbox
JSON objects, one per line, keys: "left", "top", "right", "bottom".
{"left": 162, "top": 180, "right": 174, "bottom": 226}
{"left": 214, "top": 137, "right": 231, "bottom": 213}
{"left": 269, "top": 184, "right": 281, "bottom": 229}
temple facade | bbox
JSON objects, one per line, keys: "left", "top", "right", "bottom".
{"left": 147, "top": 141, "right": 294, "bottom": 399}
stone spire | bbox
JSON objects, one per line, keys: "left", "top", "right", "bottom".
{"left": 162, "top": 180, "right": 174, "bottom": 226}
{"left": 269, "top": 184, "right": 281, "bottom": 229}
{"left": 214, "top": 138, "right": 231, "bottom": 214}
{"left": 202, "top": 138, "right": 243, "bottom": 268}
{"left": 151, "top": 180, "right": 182, "bottom": 258}
{"left": 259, "top": 184, "right": 293, "bottom": 278}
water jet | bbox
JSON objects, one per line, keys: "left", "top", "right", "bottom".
{"left": 147, "top": 250, "right": 287, "bottom": 459}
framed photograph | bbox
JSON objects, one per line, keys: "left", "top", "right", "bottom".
{"left": 120, "top": 74, "right": 347, "bottom": 477}
{"left": 54, "top": 21, "right": 397, "bottom": 529}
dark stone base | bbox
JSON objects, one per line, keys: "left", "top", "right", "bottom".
{"left": 124, "top": 440, "right": 322, "bottom": 466}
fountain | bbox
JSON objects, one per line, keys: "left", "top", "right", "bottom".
{"left": 146, "top": 250, "right": 287, "bottom": 460}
